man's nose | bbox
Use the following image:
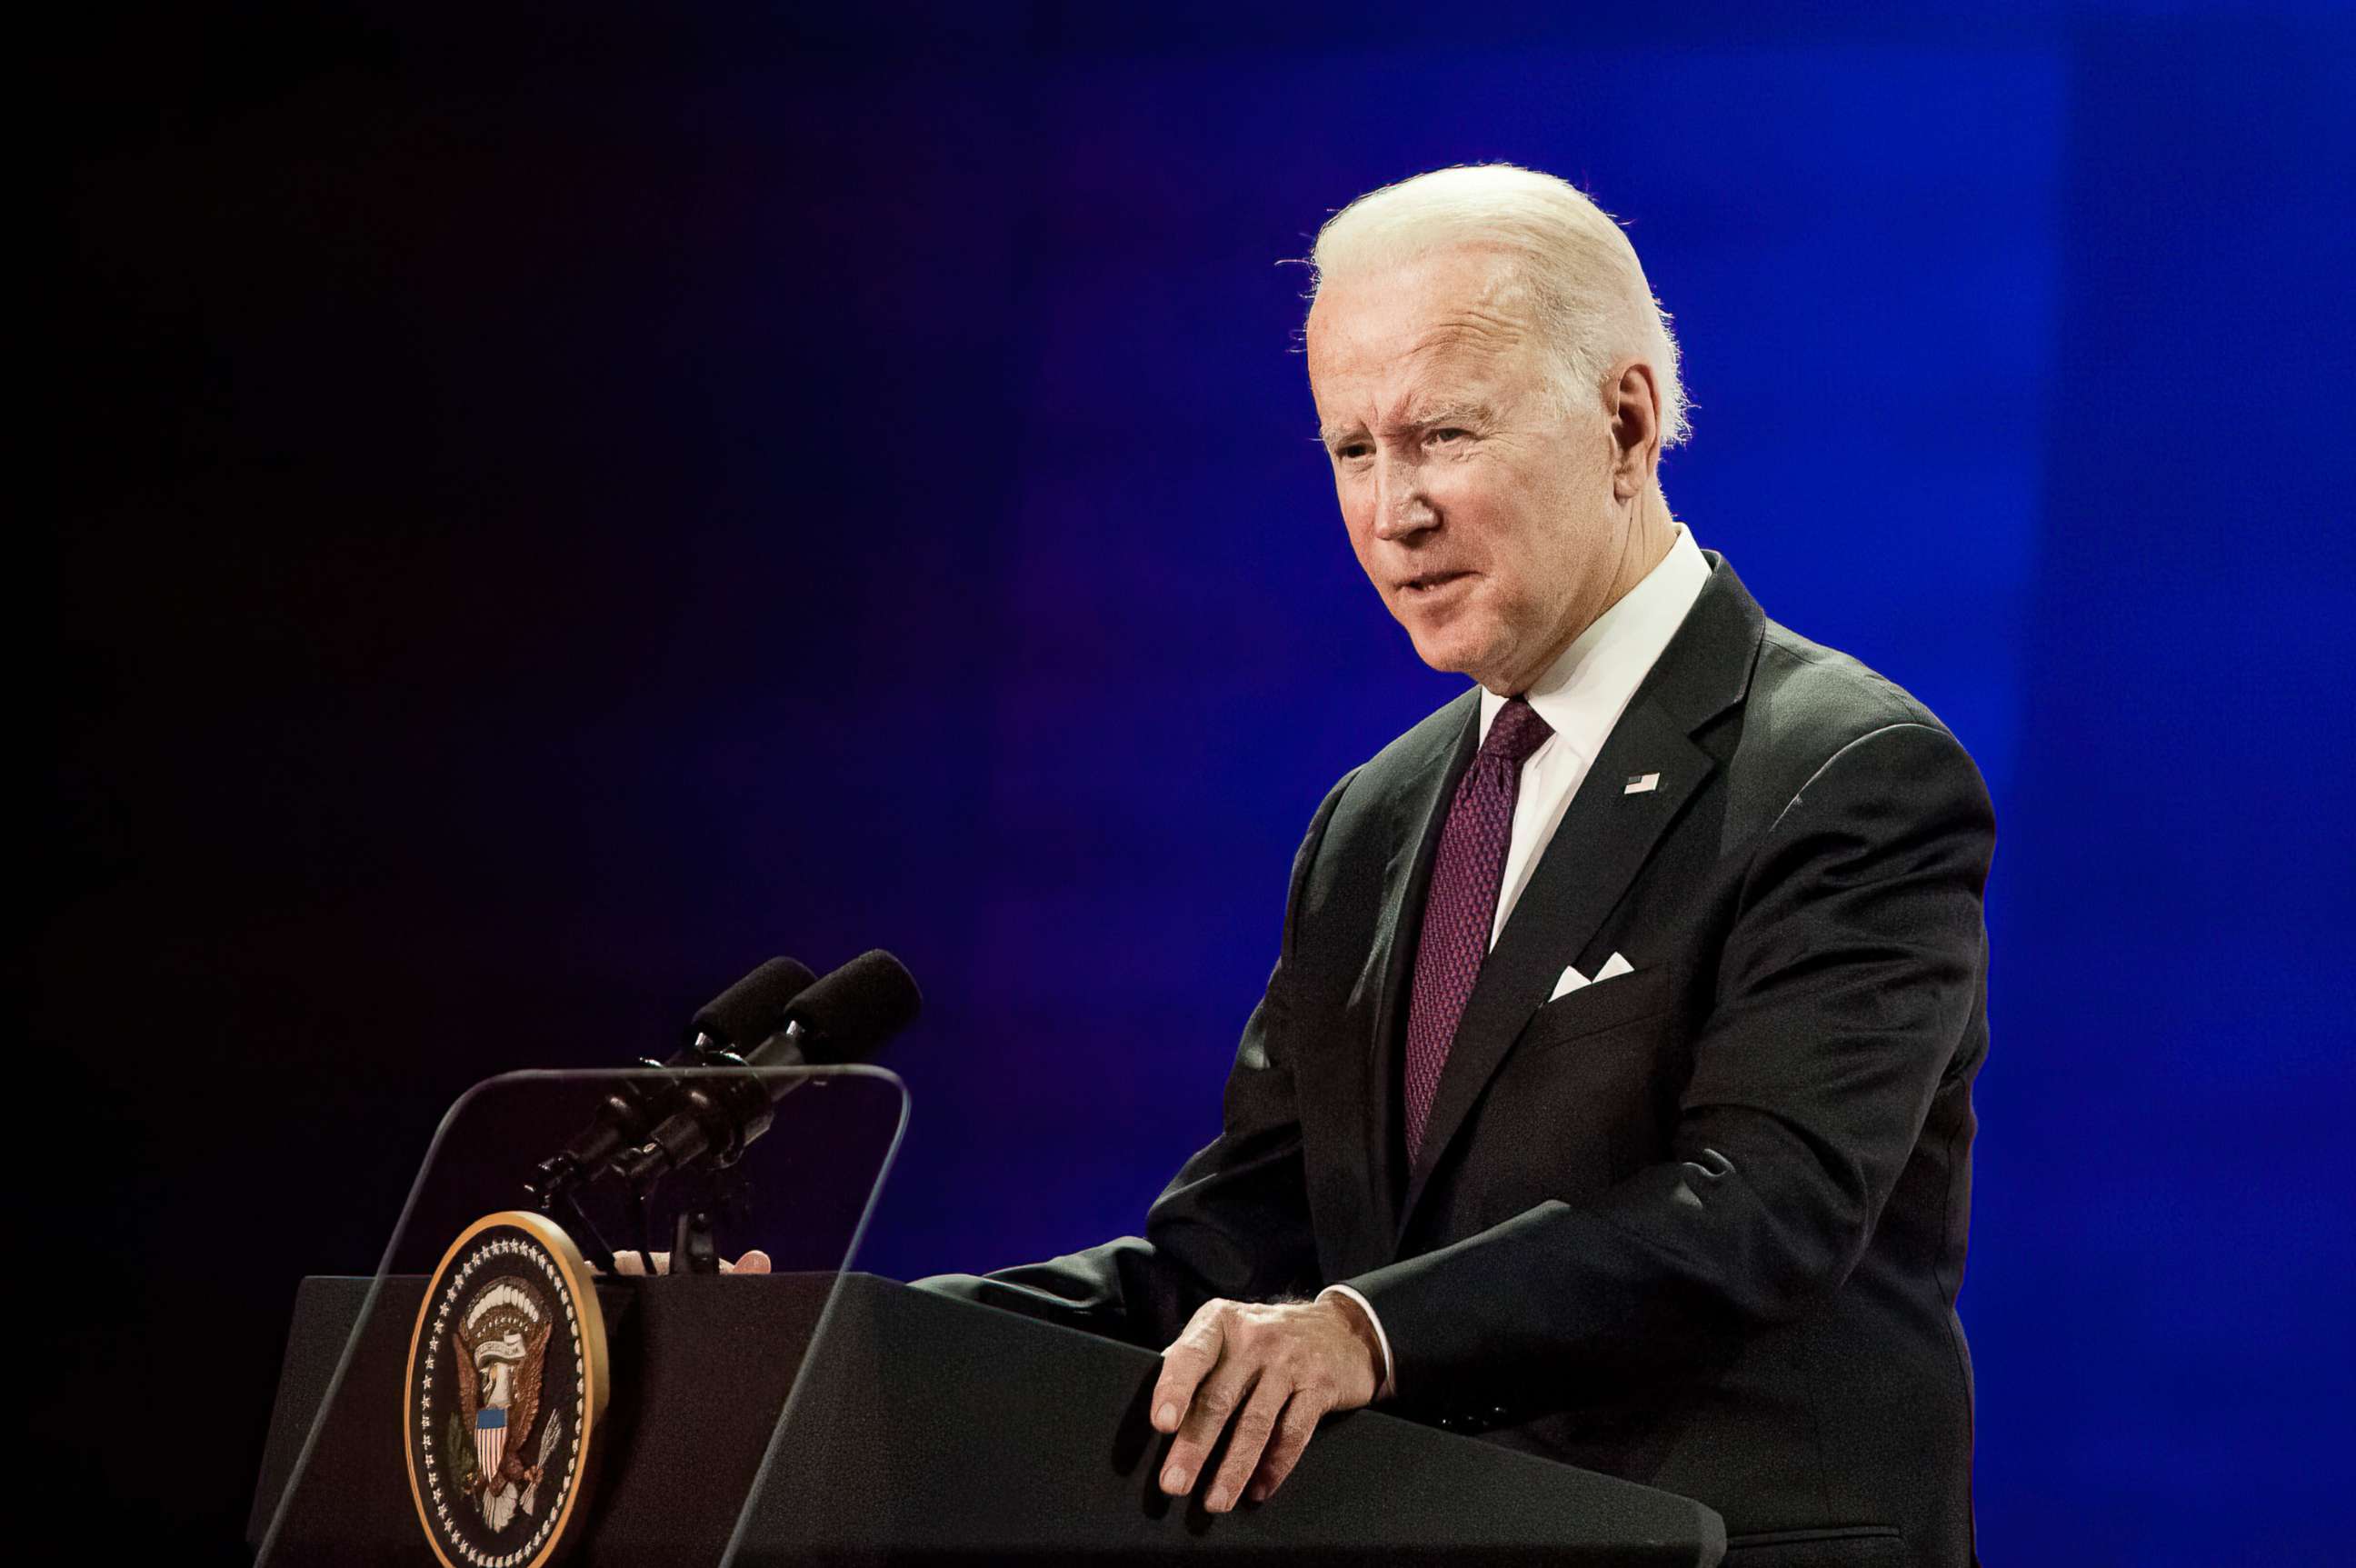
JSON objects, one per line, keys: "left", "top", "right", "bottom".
{"left": 1370, "top": 451, "right": 1436, "bottom": 542}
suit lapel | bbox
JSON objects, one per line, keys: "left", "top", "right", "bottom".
{"left": 1352, "top": 694, "right": 1479, "bottom": 1250}
{"left": 1392, "top": 554, "right": 1766, "bottom": 1242}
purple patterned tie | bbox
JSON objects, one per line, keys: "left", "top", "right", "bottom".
{"left": 1402, "top": 695, "right": 1555, "bottom": 1161}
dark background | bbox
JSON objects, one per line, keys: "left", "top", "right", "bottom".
{"left": 44, "top": 4, "right": 2351, "bottom": 1562}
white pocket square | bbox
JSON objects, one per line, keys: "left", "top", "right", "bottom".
{"left": 1550, "top": 950, "right": 1636, "bottom": 1001}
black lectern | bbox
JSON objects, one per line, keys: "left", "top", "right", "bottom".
{"left": 250, "top": 1271, "right": 1726, "bottom": 1565}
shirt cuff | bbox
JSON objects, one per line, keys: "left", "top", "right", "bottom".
{"left": 1316, "top": 1283, "right": 1396, "bottom": 1401}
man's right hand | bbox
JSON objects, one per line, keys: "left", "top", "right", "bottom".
{"left": 1150, "top": 1295, "right": 1381, "bottom": 1511}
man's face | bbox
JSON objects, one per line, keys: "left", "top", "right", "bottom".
{"left": 1306, "top": 247, "right": 1629, "bottom": 694}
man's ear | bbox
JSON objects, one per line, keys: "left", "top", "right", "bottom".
{"left": 1606, "top": 360, "right": 1662, "bottom": 500}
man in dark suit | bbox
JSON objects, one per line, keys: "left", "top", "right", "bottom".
{"left": 921, "top": 165, "right": 1992, "bottom": 1568}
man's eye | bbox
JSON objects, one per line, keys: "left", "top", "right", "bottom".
{"left": 1429, "top": 427, "right": 1470, "bottom": 444}
{"left": 1336, "top": 443, "right": 1372, "bottom": 461}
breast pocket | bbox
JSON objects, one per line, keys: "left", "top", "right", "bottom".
{"left": 1483, "top": 964, "right": 1682, "bottom": 1204}
{"left": 1466, "top": 965, "right": 1680, "bottom": 1217}
{"left": 1518, "top": 964, "right": 1673, "bottom": 1052}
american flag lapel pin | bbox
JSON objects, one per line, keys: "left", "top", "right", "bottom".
{"left": 1624, "top": 772, "right": 1661, "bottom": 794}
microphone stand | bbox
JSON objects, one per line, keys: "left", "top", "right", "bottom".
{"left": 525, "top": 1047, "right": 744, "bottom": 1278}
{"left": 555, "top": 1188, "right": 624, "bottom": 1279}
{"left": 520, "top": 951, "right": 833, "bottom": 1278}
{"left": 639, "top": 1135, "right": 754, "bottom": 1276}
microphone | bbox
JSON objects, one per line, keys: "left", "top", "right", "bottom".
{"left": 689, "top": 956, "right": 819, "bottom": 1056}
{"left": 524, "top": 956, "right": 817, "bottom": 1204}
{"left": 614, "top": 949, "right": 922, "bottom": 1185}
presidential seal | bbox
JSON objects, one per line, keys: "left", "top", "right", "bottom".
{"left": 405, "top": 1211, "right": 609, "bottom": 1568}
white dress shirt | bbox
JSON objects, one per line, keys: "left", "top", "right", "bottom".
{"left": 1322, "top": 524, "right": 1713, "bottom": 1399}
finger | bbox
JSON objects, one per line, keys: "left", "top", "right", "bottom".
{"left": 719, "top": 1250, "right": 772, "bottom": 1275}
{"left": 1161, "top": 1362, "right": 1258, "bottom": 1498}
{"left": 612, "top": 1252, "right": 647, "bottom": 1276}
{"left": 1205, "top": 1377, "right": 1293, "bottom": 1513}
{"left": 650, "top": 1250, "right": 672, "bottom": 1275}
{"left": 1246, "top": 1389, "right": 1330, "bottom": 1503}
{"left": 1152, "top": 1305, "right": 1229, "bottom": 1433}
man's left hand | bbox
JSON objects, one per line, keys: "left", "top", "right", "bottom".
{"left": 1151, "top": 1295, "right": 1382, "bottom": 1511}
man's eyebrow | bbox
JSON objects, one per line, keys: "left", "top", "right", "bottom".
{"left": 1412, "top": 399, "right": 1496, "bottom": 429}
{"left": 1317, "top": 402, "right": 1495, "bottom": 446}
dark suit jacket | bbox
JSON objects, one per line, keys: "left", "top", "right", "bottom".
{"left": 928, "top": 552, "right": 1993, "bottom": 1568}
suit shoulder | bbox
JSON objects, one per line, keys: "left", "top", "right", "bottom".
{"left": 1293, "top": 688, "right": 1475, "bottom": 854}
{"left": 1732, "top": 619, "right": 1991, "bottom": 824}
{"left": 1749, "top": 618, "right": 1961, "bottom": 756}
{"left": 1349, "top": 689, "right": 1478, "bottom": 794}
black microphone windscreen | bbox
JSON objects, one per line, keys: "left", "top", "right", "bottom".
{"left": 692, "top": 957, "right": 817, "bottom": 1048}
{"left": 785, "top": 950, "right": 923, "bottom": 1061}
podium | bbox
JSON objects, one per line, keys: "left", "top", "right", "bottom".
{"left": 251, "top": 1270, "right": 1725, "bottom": 1564}
{"left": 247, "top": 1064, "right": 1723, "bottom": 1563}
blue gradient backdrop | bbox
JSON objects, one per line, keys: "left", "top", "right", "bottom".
{"left": 45, "top": 5, "right": 2351, "bottom": 1561}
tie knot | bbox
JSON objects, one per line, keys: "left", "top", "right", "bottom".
{"left": 1481, "top": 696, "right": 1553, "bottom": 766}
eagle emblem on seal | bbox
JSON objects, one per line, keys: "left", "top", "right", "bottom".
{"left": 406, "top": 1211, "right": 606, "bottom": 1567}
{"left": 445, "top": 1276, "right": 562, "bottom": 1531}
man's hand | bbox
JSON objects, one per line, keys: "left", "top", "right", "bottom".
{"left": 1151, "top": 1295, "right": 1383, "bottom": 1511}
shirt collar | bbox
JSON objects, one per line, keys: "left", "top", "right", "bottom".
{"left": 1477, "top": 524, "right": 1712, "bottom": 765}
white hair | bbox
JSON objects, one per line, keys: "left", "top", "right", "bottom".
{"left": 1308, "top": 163, "right": 1690, "bottom": 449}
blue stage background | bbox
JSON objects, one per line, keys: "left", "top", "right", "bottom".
{"left": 45, "top": 5, "right": 2351, "bottom": 1560}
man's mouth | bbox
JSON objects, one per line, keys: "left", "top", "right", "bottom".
{"left": 1402, "top": 571, "right": 1472, "bottom": 596}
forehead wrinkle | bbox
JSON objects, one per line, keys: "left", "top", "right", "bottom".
{"left": 1413, "top": 305, "right": 1531, "bottom": 357}
{"left": 1376, "top": 333, "right": 1517, "bottom": 432}
{"left": 1310, "top": 287, "right": 1534, "bottom": 444}
{"left": 1316, "top": 353, "right": 1510, "bottom": 445}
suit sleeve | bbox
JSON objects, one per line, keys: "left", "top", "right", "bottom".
{"left": 1341, "top": 721, "right": 1995, "bottom": 1404}
{"left": 910, "top": 767, "right": 1357, "bottom": 1347}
